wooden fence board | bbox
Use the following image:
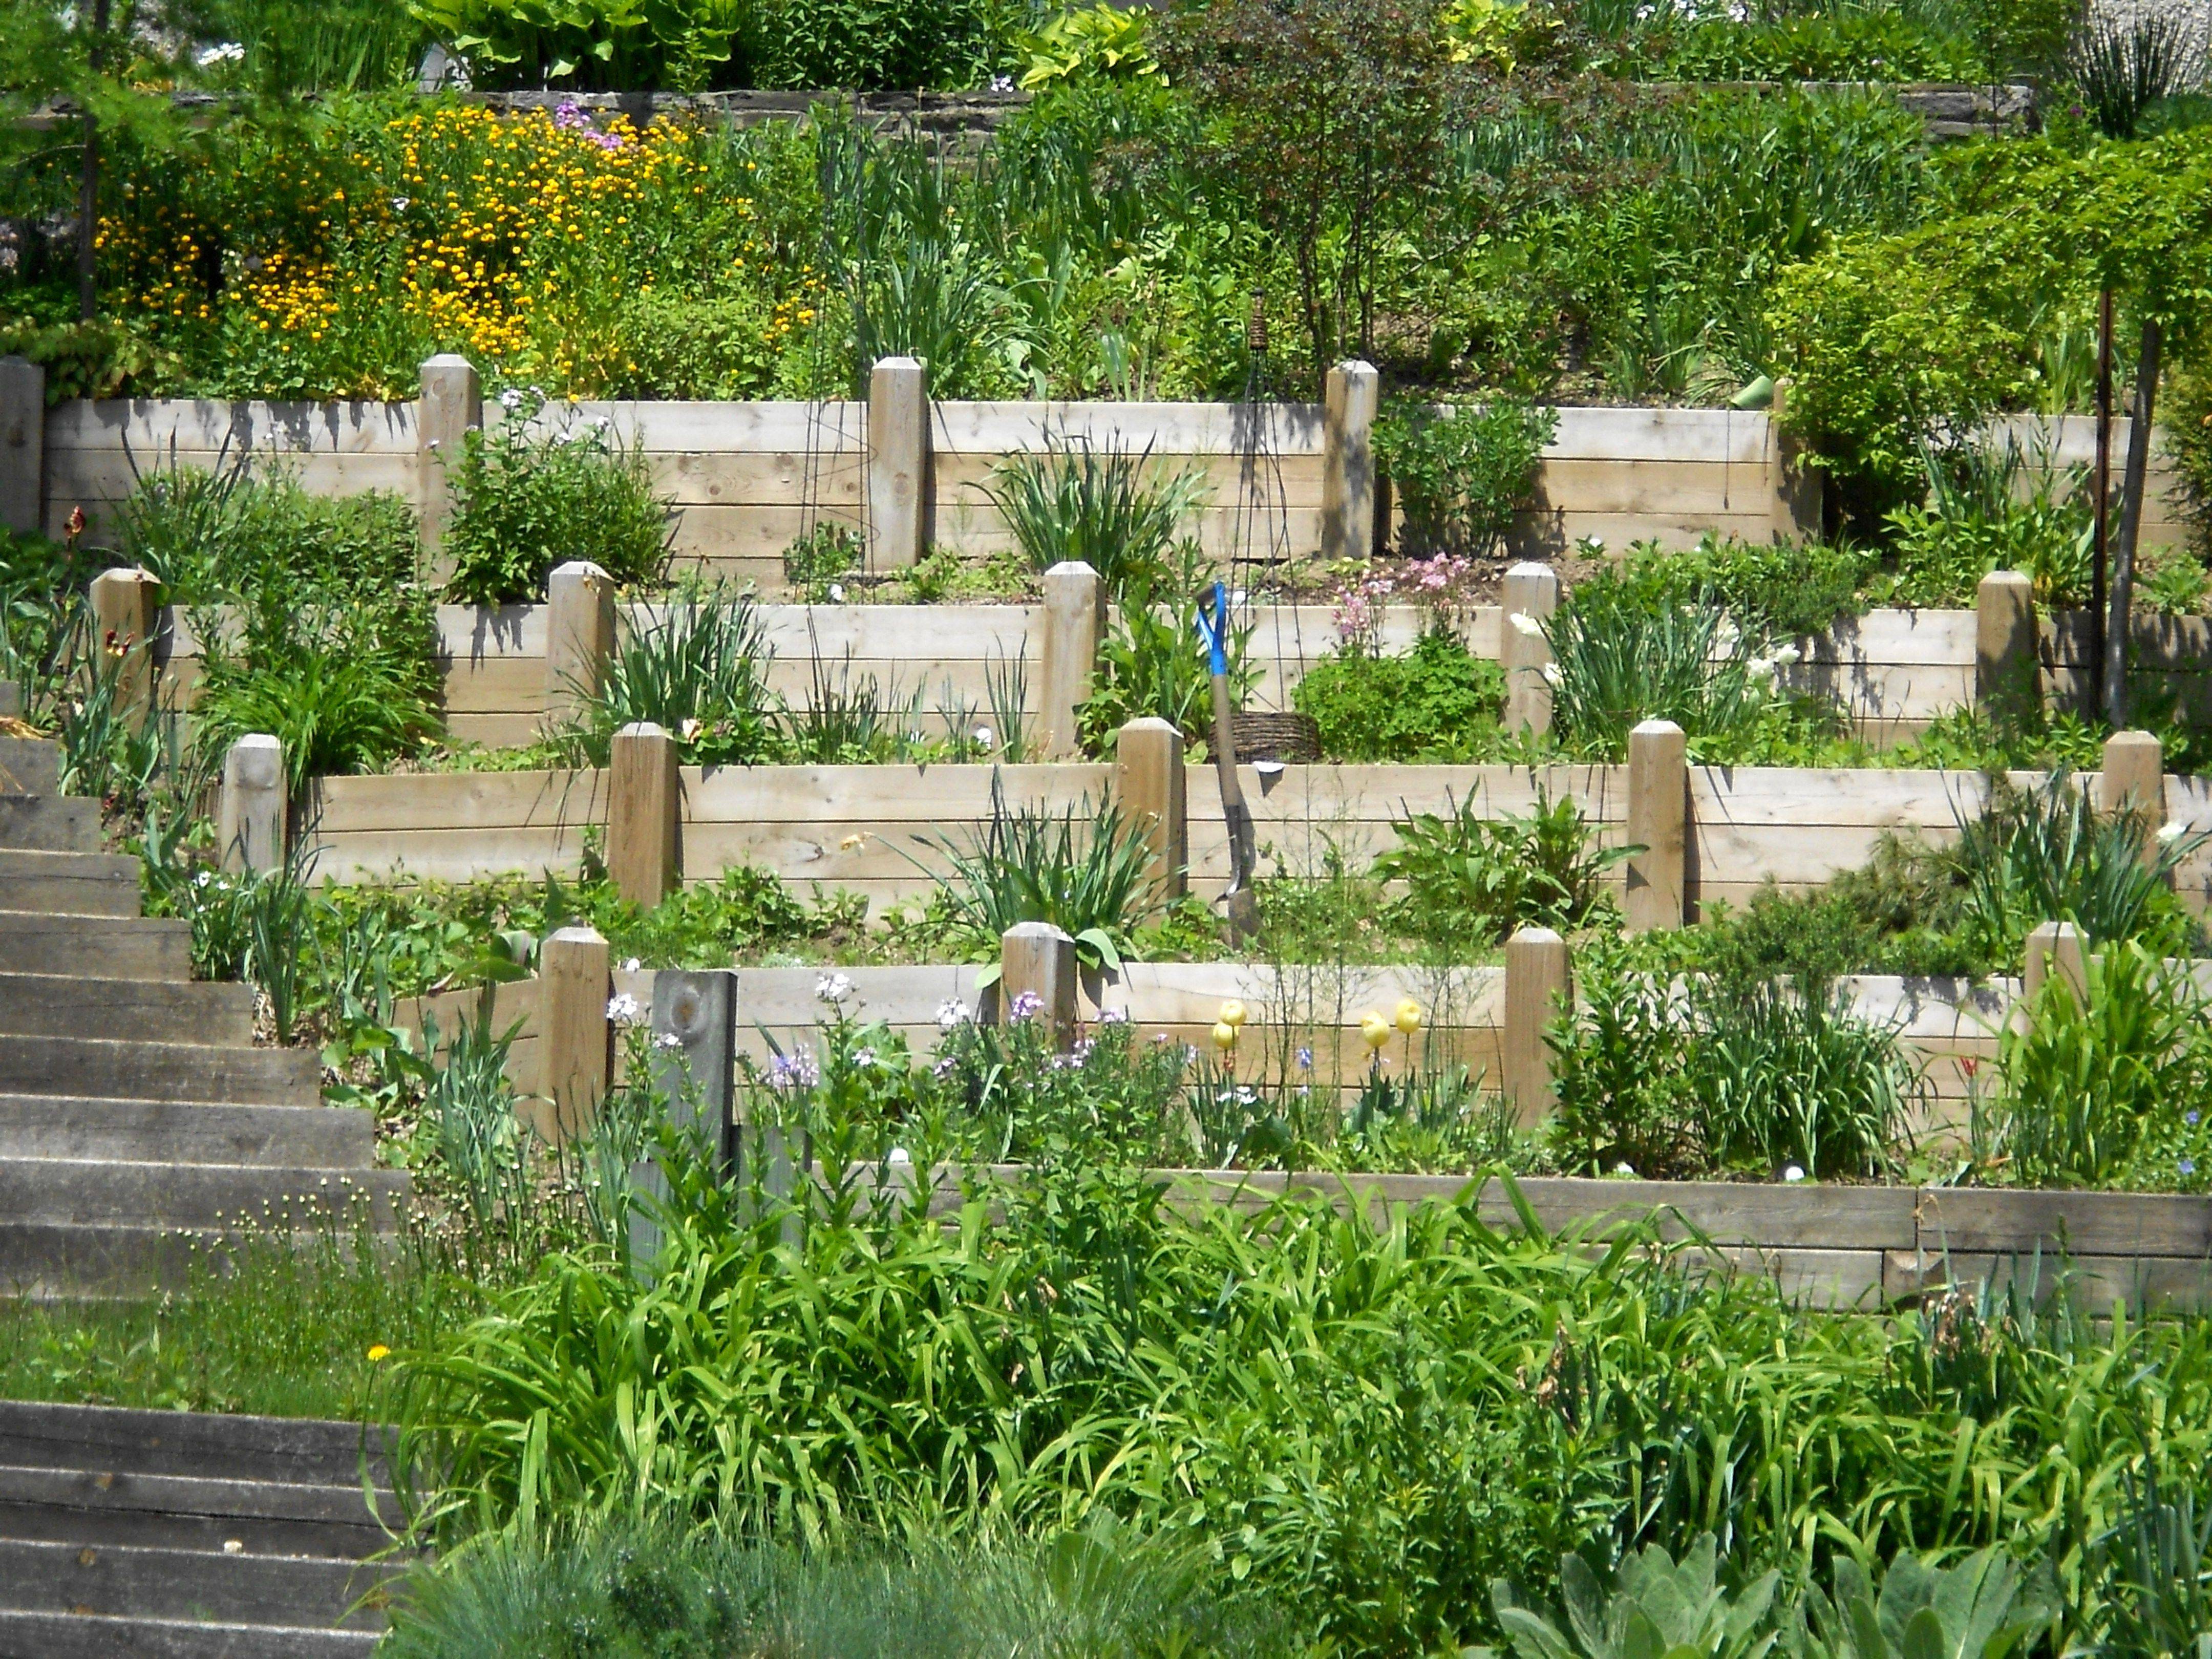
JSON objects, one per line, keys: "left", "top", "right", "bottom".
{"left": 1918, "top": 1188, "right": 2212, "bottom": 1256}
{"left": 46, "top": 398, "right": 417, "bottom": 453}
{"left": 311, "top": 768, "right": 604, "bottom": 834}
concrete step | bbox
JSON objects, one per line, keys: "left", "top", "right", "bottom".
{"left": 0, "top": 1224, "right": 403, "bottom": 1301}
{"left": 0, "top": 1463, "right": 396, "bottom": 1558}
{"left": 0, "top": 794, "right": 101, "bottom": 854}
{"left": 0, "top": 851, "right": 142, "bottom": 917}
{"left": 0, "top": 739, "right": 58, "bottom": 797}
{"left": 0, "top": 1097, "right": 374, "bottom": 1168}
{"left": 0, "top": 1160, "right": 405, "bottom": 1229}
{"left": 0, "top": 1537, "right": 392, "bottom": 1630}
{"left": 0, "top": 911, "right": 185, "bottom": 979}
{"left": 0, "top": 1036, "right": 320, "bottom": 1107}
{"left": 0, "top": 1405, "right": 392, "bottom": 1494}
{"left": 0, "top": 974, "right": 254, "bottom": 1046}
{"left": 0, "top": 1609, "right": 379, "bottom": 1657}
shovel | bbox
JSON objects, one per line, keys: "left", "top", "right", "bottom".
{"left": 1197, "top": 581, "right": 1259, "bottom": 940}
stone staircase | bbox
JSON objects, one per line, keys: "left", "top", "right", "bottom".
{"left": 0, "top": 722, "right": 407, "bottom": 1295}
{"left": 0, "top": 1400, "right": 404, "bottom": 1655}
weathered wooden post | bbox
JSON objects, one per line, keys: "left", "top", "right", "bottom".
{"left": 608, "top": 722, "right": 679, "bottom": 909}
{"left": 544, "top": 559, "right": 616, "bottom": 730}
{"left": 417, "top": 353, "right": 481, "bottom": 579}
{"left": 1001, "top": 922, "right": 1078, "bottom": 1048}
{"left": 2023, "top": 919, "right": 2088, "bottom": 1013}
{"left": 1114, "top": 716, "right": 1186, "bottom": 900}
{"left": 1625, "top": 718, "right": 1687, "bottom": 931}
{"left": 0, "top": 355, "right": 44, "bottom": 537}
{"left": 631, "top": 968, "right": 739, "bottom": 1274}
{"left": 2100, "top": 729, "right": 2165, "bottom": 869}
{"left": 1767, "top": 378, "right": 1821, "bottom": 541}
{"left": 1501, "top": 562, "right": 1559, "bottom": 737}
{"left": 1503, "top": 926, "right": 1570, "bottom": 1125}
{"left": 540, "top": 926, "right": 612, "bottom": 1141}
{"left": 88, "top": 566, "right": 159, "bottom": 722}
{"left": 1975, "top": 569, "right": 2037, "bottom": 719}
{"left": 867, "top": 355, "right": 927, "bottom": 568}
{"left": 218, "top": 734, "right": 286, "bottom": 874}
{"left": 1038, "top": 560, "right": 1102, "bottom": 759}
{"left": 1322, "top": 359, "right": 1379, "bottom": 563}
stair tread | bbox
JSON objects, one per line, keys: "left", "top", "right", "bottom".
{"left": 0, "top": 1096, "right": 375, "bottom": 1167}
{"left": 0, "top": 795, "right": 103, "bottom": 854}
{"left": 0, "top": 1462, "right": 396, "bottom": 1532}
{"left": 0, "top": 974, "right": 255, "bottom": 1046}
{"left": 0, "top": 911, "right": 190, "bottom": 980}
{"left": 0, "top": 1608, "right": 380, "bottom": 1657}
{"left": 0, "top": 1536, "right": 394, "bottom": 1628}
{"left": 0, "top": 1404, "right": 394, "bottom": 1490}
{"left": 0, "top": 1036, "right": 321, "bottom": 1107}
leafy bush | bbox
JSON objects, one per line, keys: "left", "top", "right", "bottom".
{"left": 443, "top": 406, "right": 671, "bottom": 605}
{"left": 984, "top": 434, "right": 1207, "bottom": 591}
{"left": 410, "top": 0, "right": 749, "bottom": 91}
{"left": 1373, "top": 789, "right": 1625, "bottom": 949}
{"left": 558, "top": 582, "right": 779, "bottom": 768}
{"left": 195, "top": 639, "right": 441, "bottom": 792}
{"left": 1789, "top": 1546, "right": 2055, "bottom": 1659}
{"left": 1989, "top": 941, "right": 2212, "bottom": 1190}
{"left": 1375, "top": 398, "right": 1557, "bottom": 557}
{"left": 1610, "top": 535, "right": 1875, "bottom": 644}
{"left": 1488, "top": 1534, "right": 1781, "bottom": 1659}
{"left": 912, "top": 782, "right": 1162, "bottom": 973}
{"left": 1077, "top": 567, "right": 1257, "bottom": 758}
{"left": 1880, "top": 438, "right": 2092, "bottom": 610}
{"left": 115, "top": 464, "right": 420, "bottom": 605}
{"left": 1293, "top": 630, "right": 1507, "bottom": 762}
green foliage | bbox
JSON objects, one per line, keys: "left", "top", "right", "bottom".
{"left": 559, "top": 581, "right": 779, "bottom": 768}
{"left": 2164, "top": 363, "right": 2212, "bottom": 559}
{"left": 1487, "top": 1535, "right": 1781, "bottom": 1659}
{"left": 783, "top": 521, "right": 863, "bottom": 601}
{"left": 1989, "top": 941, "right": 2212, "bottom": 1191}
{"left": 1880, "top": 438, "right": 2093, "bottom": 610}
{"left": 197, "top": 640, "right": 441, "bottom": 791}
{"left": 912, "top": 782, "right": 1162, "bottom": 973}
{"left": 2091, "top": 1469, "right": 2212, "bottom": 1659}
{"left": 1293, "top": 630, "right": 1507, "bottom": 762}
{"left": 0, "top": 529, "right": 103, "bottom": 722}
{"left": 1548, "top": 940, "right": 1918, "bottom": 1180}
{"left": 1078, "top": 567, "right": 1257, "bottom": 758}
{"left": 443, "top": 407, "right": 671, "bottom": 605}
{"left": 392, "top": 1144, "right": 2212, "bottom": 1653}
{"left": 1375, "top": 399, "right": 1558, "bottom": 557}
{"left": 1611, "top": 536, "right": 1875, "bottom": 644}
{"left": 984, "top": 435, "right": 1207, "bottom": 591}
{"left": 1647, "top": 13, "right": 1975, "bottom": 80}
{"left": 116, "top": 464, "right": 419, "bottom": 603}
{"left": 168, "top": 0, "right": 433, "bottom": 93}
{"left": 1020, "top": 3, "right": 1161, "bottom": 90}
{"left": 1374, "top": 789, "right": 1627, "bottom": 950}
{"left": 380, "top": 1516, "right": 1293, "bottom": 1658}
{"left": 1789, "top": 1547, "right": 2055, "bottom": 1659}
{"left": 408, "top": 0, "right": 746, "bottom": 90}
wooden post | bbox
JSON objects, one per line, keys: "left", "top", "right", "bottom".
{"left": 540, "top": 925, "right": 611, "bottom": 1140}
{"left": 867, "top": 355, "right": 927, "bottom": 569}
{"left": 416, "top": 353, "right": 480, "bottom": 580}
{"left": 1767, "top": 378, "right": 1821, "bottom": 541}
{"left": 88, "top": 566, "right": 159, "bottom": 721}
{"left": 2099, "top": 729, "right": 2164, "bottom": 844}
{"left": 2023, "top": 920, "right": 2087, "bottom": 1013}
{"left": 1503, "top": 926, "right": 1569, "bottom": 1125}
{"left": 608, "top": 721, "right": 679, "bottom": 908}
{"left": 1114, "top": 716, "right": 1186, "bottom": 900}
{"left": 544, "top": 560, "right": 616, "bottom": 730}
{"left": 630, "top": 965, "right": 739, "bottom": 1271}
{"left": 1322, "top": 359, "right": 1379, "bottom": 563}
{"left": 1501, "top": 562, "right": 1559, "bottom": 736}
{"left": 1000, "top": 922, "right": 1078, "bottom": 1048}
{"left": 1625, "top": 718, "right": 1687, "bottom": 930}
{"left": 0, "top": 355, "right": 43, "bottom": 537}
{"left": 1038, "top": 560, "right": 1102, "bottom": 759}
{"left": 1975, "top": 570, "right": 2037, "bottom": 718}
{"left": 218, "top": 733, "right": 286, "bottom": 874}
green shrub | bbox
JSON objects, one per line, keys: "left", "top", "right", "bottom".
{"left": 1292, "top": 630, "right": 1507, "bottom": 762}
{"left": 1612, "top": 535, "right": 1874, "bottom": 643}
{"left": 115, "top": 464, "right": 420, "bottom": 604}
{"left": 443, "top": 406, "right": 671, "bottom": 605}
{"left": 558, "top": 582, "right": 779, "bottom": 768}
{"left": 984, "top": 435, "right": 1207, "bottom": 591}
{"left": 1648, "top": 12, "right": 1976, "bottom": 79}
{"left": 1990, "top": 940, "right": 2212, "bottom": 1190}
{"left": 1488, "top": 1535, "right": 1782, "bottom": 1659}
{"left": 1077, "top": 566, "right": 1256, "bottom": 758}
{"left": 1374, "top": 398, "right": 1557, "bottom": 557}
{"left": 1880, "top": 438, "right": 2092, "bottom": 610}
{"left": 408, "top": 0, "right": 749, "bottom": 91}
{"left": 195, "top": 635, "right": 440, "bottom": 790}
{"left": 1789, "top": 1547, "right": 2055, "bottom": 1659}
{"left": 1373, "top": 788, "right": 1625, "bottom": 950}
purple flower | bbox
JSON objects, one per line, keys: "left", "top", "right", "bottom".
{"left": 1009, "top": 990, "right": 1044, "bottom": 1022}
{"left": 767, "top": 1050, "right": 819, "bottom": 1091}
{"left": 2188, "top": 1112, "right": 2201, "bottom": 1127}
{"left": 2183, "top": 1158, "right": 2198, "bottom": 1177}
{"left": 1296, "top": 1047, "right": 1313, "bottom": 1070}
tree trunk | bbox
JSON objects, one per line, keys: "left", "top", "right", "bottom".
{"left": 2105, "top": 316, "right": 2163, "bottom": 728}
{"left": 75, "top": 0, "right": 111, "bottom": 322}
{"left": 2091, "top": 289, "right": 2113, "bottom": 713}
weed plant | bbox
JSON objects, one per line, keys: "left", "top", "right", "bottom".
{"left": 1374, "top": 789, "right": 1628, "bottom": 950}
{"left": 1608, "top": 534, "right": 1876, "bottom": 643}
{"left": 1294, "top": 629, "right": 1509, "bottom": 762}
{"left": 1374, "top": 398, "right": 1556, "bottom": 557}
{"left": 444, "top": 404, "right": 672, "bottom": 605}
{"left": 984, "top": 433, "right": 1207, "bottom": 593}
{"left": 559, "top": 581, "right": 779, "bottom": 768}
{"left": 1078, "top": 554, "right": 1257, "bottom": 759}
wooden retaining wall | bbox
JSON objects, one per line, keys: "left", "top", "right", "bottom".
{"left": 303, "top": 761, "right": 2212, "bottom": 912}
{"left": 40, "top": 395, "right": 2185, "bottom": 582}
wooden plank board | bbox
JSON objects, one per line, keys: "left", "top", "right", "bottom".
{"left": 1917, "top": 1188, "right": 2212, "bottom": 1257}
{"left": 932, "top": 400, "right": 1328, "bottom": 457}
{"left": 1544, "top": 407, "right": 1778, "bottom": 465}
{"left": 310, "top": 769, "right": 604, "bottom": 835}
{"left": 523, "top": 400, "right": 864, "bottom": 454}
{"left": 649, "top": 450, "right": 865, "bottom": 507}
{"left": 1688, "top": 768, "right": 1992, "bottom": 829}
{"left": 1470, "top": 1175, "right": 1919, "bottom": 1248}
{"left": 47, "top": 399, "right": 417, "bottom": 453}
{"left": 1893, "top": 1249, "right": 2212, "bottom": 1313}
{"left": 685, "top": 761, "right": 1110, "bottom": 823}
{"left": 931, "top": 451, "right": 1326, "bottom": 502}
{"left": 45, "top": 451, "right": 419, "bottom": 503}
{"left": 305, "top": 826, "right": 588, "bottom": 885}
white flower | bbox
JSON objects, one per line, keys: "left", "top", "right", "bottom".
{"left": 1541, "top": 662, "right": 1563, "bottom": 686}
{"left": 990, "top": 74, "right": 1014, "bottom": 91}
{"left": 1613, "top": 1161, "right": 1636, "bottom": 1177}
{"left": 1714, "top": 618, "right": 1740, "bottom": 648}
{"left": 1746, "top": 655, "right": 1777, "bottom": 684}
{"left": 853, "top": 1046, "right": 876, "bottom": 1068}
{"left": 621, "top": 957, "right": 640, "bottom": 973}
{"left": 606, "top": 993, "right": 644, "bottom": 1027}
{"left": 655, "top": 1032, "right": 683, "bottom": 1050}
{"left": 888, "top": 1145, "right": 912, "bottom": 1164}
{"left": 1507, "top": 612, "right": 1543, "bottom": 638}
{"left": 815, "top": 972, "right": 855, "bottom": 1007}
{"left": 1230, "top": 589, "right": 1248, "bottom": 607}
{"left": 1097, "top": 1006, "right": 1129, "bottom": 1024}
{"left": 1782, "top": 1164, "right": 1806, "bottom": 1183}
{"left": 1769, "top": 643, "right": 1801, "bottom": 667}
{"left": 972, "top": 726, "right": 994, "bottom": 749}
{"left": 2159, "top": 821, "right": 2187, "bottom": 843}
{"left": 827, "top": 584, "right": 845, "bottom": 602}
{"left": 498, "top": 388, "right": 524, "bottom": 411}
{"left": 936, "top": 998, "right": 972, "bottom": 1030}
{"left": 196, "top": 40, "right": 244, "bottom": 65}
{"left": 1579, "top": 535, "right": 1607, "bottom": 554}
{"left": 390, "top": 197, "right": 410, "bottom": 212}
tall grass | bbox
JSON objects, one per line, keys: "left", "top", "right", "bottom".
{"left": 985, "top": 434, "right": 1208, "bottom": 591}
{"left": 561, "top": 582, "right": 778, "bottom": 768}
{"left": 1543, "top": 577, "right": 1779, "bottom": 760}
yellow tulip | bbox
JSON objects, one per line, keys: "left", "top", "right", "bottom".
{"left": 1360, "top": 1012, "right": 1391, "bottom": 1051}
{"left": 1211, "top": 1020, "right": 1239, "bottom": 1052}
{"left": 1218, "top": 999, "right": 1247, "bottom": 1029}
{"left": 1395, "top": 998, "right": 1422, "bottom": 1035}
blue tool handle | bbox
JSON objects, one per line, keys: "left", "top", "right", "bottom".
{"left": 1200, "top": 582, "right": 1229, "bottom": 677}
